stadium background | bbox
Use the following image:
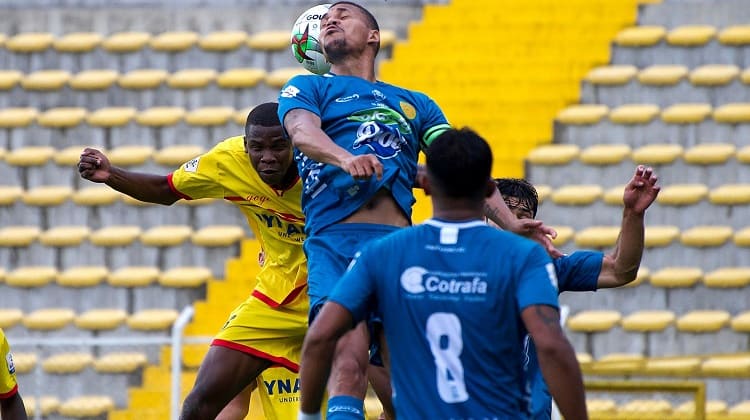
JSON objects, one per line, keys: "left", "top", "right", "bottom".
{"left": 1, "top": 0, "right": 750, "bottom": 418}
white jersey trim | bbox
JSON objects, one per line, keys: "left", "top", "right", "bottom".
{"left": 424, "top": 219, "right": 486, "bottom": 230}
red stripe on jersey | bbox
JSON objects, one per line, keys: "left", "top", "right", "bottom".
{"left": 251, "top": 283, "right": 307, "bottom": 308}
{"left": 0, "top": 384, "right": 18, "bottom": 399}
{"left": 211, "top": 339, "right": 299, "bottom": 372}
{"left": 166, "top": 173, "right": 194, "bottom": 200}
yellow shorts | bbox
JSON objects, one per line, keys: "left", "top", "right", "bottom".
{"left": 249, "top": 367, "right": 302, "bottom": 420}
{"left": 212, "top": 289, "right": 308, "bottom": 372}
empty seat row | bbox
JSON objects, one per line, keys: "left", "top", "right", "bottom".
{"left": 556, "top": 102, "right": 750, "bottom": 126}
{"left": 1, "top": 307, "right": 180, "bottom": 331}
{"left": 0, "top": 265, "right": 214, "bottom": 289}
{"left": 627, "top": 266, "right": 750, "bottom": 289}
{"left": 567, "top": 309, "right": 750, "bottom": 334}
{"left": 613, "top": 24, "right": 750, "bottom": 48}
{"left": 10, "top": 350, "right": 147, "bottom": 375}
{"left": 584, "top": 64, "right": 750, "bottom": 87}
{"left": 585, "top": 397, "right": 750, "bottom": 419}
{"left": 22, "top": 395, "right": 116, "bottom": 418}
{"left": 1, "top": 144, "right": 205, "bottom": 169}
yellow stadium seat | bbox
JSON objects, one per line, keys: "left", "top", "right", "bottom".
{"left": 644, "top": 225, "right": 680, "bottom": 248}
{"left": 5, "top": 32, "right": 55, "bottom": 52}
{"left": 626, "top": 267, "right": 650, "bottom": 288}
{"left": 580, "top": 144, "right": 632, "bottom": 165}
{"left": 191, "top": 225, "right": 245, "bottom": 247}
{"left": 736, "top": 145, "right": 750, "bottom": 163}
{"left": 127, "top": 309, "right": 179, "bottom": 331}
{"left": 135, "top": 107, "right": 185, "bottom": 127}
{"left": 246, "top": 30, "right": 290, "bottom": 51}
{"left": 159, "top": 266, "right": 212, "bottom": 288}
{"left": 718, "top": 25, "right": 750, "bottom": 45}
{"left": 666, "top": 25, "right": 717, "bottom": 46}
{"left": 167, "top": 68, "right": 217, "bottom": 89}
{"left": 90, "top": 225, "right": 142, "bottom": 247}
{"left": 638, "top": 65, "right": 689, "bottom": 85}
{"left": 588, "top": 353, "right": 645, "bottom": 375}
{"left": 0, "top": 226, "right": 41, "bottom": 247}
{"left": 618, "top": 399, "right": 673, "bottom": 416}
{"left": 107, "top": 266, "right": 160, "bottom": 288}
{"left": 40, "top": 226, "right": 91, "bottom": 247}
{"left": 586, "top": 399, "right": 617, "bottom": 416}
{"left": 650, "top": 267, "right": 703, "bottom": 288}
{"left": 57, "top": 266, "right": 109, "bottom": 288}
{"left": 5, "top": 145, "right": 55, "bottom": 167}
{"left": 102, "top": 31, "right": 151, "bottom": 53}
{"left": 23, "top": 308, "right": 75, "bottom": 330}
{"left": 701, "top": 355, "right": 750, "bottom": 377}
{"left": 37, "top": 107, "right": 87, "bottom": 128}
{"left": 713, "top": 103, "right": 750, "bottom": 123}
{"left": 118, "top": 69, "right": 168, "bottom": 90}
{"left": 216, "top": 68, "right": 267, "bottom": 89}
{"left": 567, "top": 310, "right": 622, "bottom": 332}
{"left": 680, "top": 225, "right": 733, "bottom": 247}
{"left": 644, "top": 357, "right": 701, "bottom": 376}
{"left": 199, "top": 30, "right": 248, "bottom": 51}
{"left": 22, "top": 185, "right": 73, "bottom": 207}
{"left": 86, "top": 107, "right": 137, "bottom": 127}
{"left": 379, "top": 29, "right": 398, "bottom": 48}
{"left": 74, "top": 308, "right": 127, "bottom": 331}
{"left": 149, "top": 31, "right": 199, "bottom": 52}
{"left": 585, "top": 65, "right": 638, "bottom": 85}
{"left": 574, "top": 226, "right": 620, "bottom": 248}
{"left": 53, "top": 32, "right": 103, "bottom": 53}
{"left": 690, "top": 64, "right": 741, "bottom": 86}
{"left": 0, "top": 34, "right": 5, "bottom": 46}
{"left": 734, "top": 226, "right": 750, "bottom": 247}
{"left": 152, "top": 144, "right": 204, "bottom": 167}
{"left": 609, "top": 104, "right": 660, "bottom": 124}
{"left": 108, "top": 145, "right": 154, "bottom": 166}
{"left": 656, "top": 184, "right": 709, "bottom": 206}
{"left": 535, "top": 185, "right": 552, "bottom": 203}
{"left": 94, "top": 352, "right": 148, "bottom": 373}
{"left": 54, "top": 145, "right": 96, "bottom": 167}
{"left": 661, "top": 103, "right": 712, "bottom": 124}
{"left": 0, "top": 107, "right": 37, "bottom": 128}
{"left": 684, "top": 143, "right": 736, "bottom": 165}
{"left": 24, "top": 396, "right": 60, "bottom": 417}
{"left": 710, "top": 184, "right": 750, "bottom": 205}
{"left": 551, "top": 185, "right": 603, "bottom": 205}
{"left": 234, "top": 106, "right": 253, "bottom": 126}
{"left": 0, "top": 186, "right": 23, "bottom": 206}
{"left": 703, "top": 267, "right": 750, "bottom": 288}
{"left": 265, "top": 67, "right": 308, "bottom": 88}
{"left": 42, "top": 352, "right": 93, "bottom": 373}
{"left": 0, "top": 309, "right": 23, "bottom": 329}
{"left": 69, "top": 69, "right": 119, "bottom": 90}
{"left": 72, "top": 186, "right": 121, "bottom": 207}
{"left": 614, "top": 26, "right": 666, "bottom": 47}
{"left": 6, "top": 266, "right": 57, "bottom": 288}
{"left": 11, "top": 353, "right": 37, "bottom": 374}
{"left": 21, "top": 69, "right": 71, "bottom": 91}
{"left": 620, "top": 310, "right": 676, "bottom": 332}
{"left": 550, "top": 226, "right": 574, "bottom": 247}
{"left": 0, "top": 70, "right": 23, "bottom": 90}
{"left": 730, "top": 400, "right": 750, "bottom": 416}
{"left": 555, "top": 104, "right": 609, "bottom": 125}
{"left": 140, "top": 225, "right": 193, "bottom": 247}
{"left": 58, "top": 395, "right": 115, "bottom": 418}
{"left": 677, "top": 310, "right": 731, "bottom": 332}
{"left": 676, "top": 400, "right": 729, "bottom": 417}
{"left": 184, "top": 106, "right": 234, "bottom": 127}
{"left": 526, "top": 144, "right": 580, "bottom": 165}
{"left": 731, "top": 311, "right": 750, "bottom": 332}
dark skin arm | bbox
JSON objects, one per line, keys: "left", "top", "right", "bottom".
{"left": 78, "top": 148, "right": 180, "bottom": 205}
{"left": 1, "top": 392, "right": 28, "bottom": 420}
{"left": 522, "top": 304, "right": 588, "bottom": 420}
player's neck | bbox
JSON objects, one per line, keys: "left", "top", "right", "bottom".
{"left": 330, "top": 57, "right": 376, "bottom": 82}
{"left": 431, "top": 198, "right": 485, "bottom": 222}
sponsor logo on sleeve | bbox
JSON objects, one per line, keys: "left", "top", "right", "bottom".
{"left": 6, "top": 352, "right": 15, "bottom": 375}
{"left": 280, "top": 85, "right": 300, "bottom": 98}
{"left": 183, "top": 157, "right": 200, "bottom": 173}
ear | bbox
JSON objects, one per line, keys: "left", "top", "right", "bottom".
{"left": 243, "top": 135, "right": 249, "bottom": 154}
{"left": 419, "top": 172, "right": 431, "bottom": 196}
{"left": 484, "top": 179, "right": 496, "bottom": 199}
{"left": 369, "top": 29, "right": 380, "bottom": 46}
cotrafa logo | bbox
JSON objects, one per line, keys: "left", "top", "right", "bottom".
{"left": 400, "top": 266, "right": 487, "bottom": 295}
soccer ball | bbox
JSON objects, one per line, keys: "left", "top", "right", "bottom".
{"left": 291, "top": 4, "right": 331, "bottom": 75}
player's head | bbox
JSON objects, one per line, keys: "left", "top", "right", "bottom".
{"left": 321, "top": 1, "right": 380, "bottom": 63}
{"left": 495, "top": 178, "right": 538, "bottom": 219}
{"left": 423, "top": 127, "right": 495, "bottom": 203}
{"left": 244, "top": 102, "right": 296, "bottom": 188}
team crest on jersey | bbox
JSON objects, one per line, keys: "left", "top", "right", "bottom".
{"left": 348, "top": 107, "right": 411, "bottom": 159}
{"left": 6, "top": 352, "right": 15, "bottom": 375}
{"left": 400, "top": 101, "right": 417, "bottom": 119}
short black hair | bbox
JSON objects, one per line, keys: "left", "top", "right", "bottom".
{"left": 495, "top": 178, "right": 539, "bottom": 218}
{"left": 331, "top": 1, "right": 380, "bottom": 54}
{"left": 245, "top": 102, "right": 280, "bottom": 132}
{"left": 425, "top": 127, "right": 492, "bottom": 200}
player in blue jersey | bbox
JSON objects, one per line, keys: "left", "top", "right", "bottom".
{"left": 297, "top": 128, "right": 587, "bottom": 419}
{"left": 494, "top": 169, "right": 660, "bottom": 420}
{"left": 279, "top": 3, "right": 558, "bottom": 418}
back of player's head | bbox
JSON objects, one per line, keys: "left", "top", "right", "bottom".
{"left": 495, "top": 178, "right": 539, "bottom": 218}
{"left": 426, "top": 127, "right": 493, "bottom": 200}
{"left": 245, "top": 102, "right": 280, "bottom": 133}
{"left": 332, "top": 1, "right": 380, "bottom": 31}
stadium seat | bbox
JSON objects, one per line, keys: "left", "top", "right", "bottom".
{"left": 666, "top": 25, "right": 717, "bottom": 46}
{"left": 135, "top": 106, "right": 185, "bottom": 127}
{"left": 608, "top": 104, "right": 659, "bottom": 124}
{"left": 709, "top": 184, "right": 750, "bottom": 205}
{"left": 713, "top": 103, "right": 750, "bottom": 124}
{"left": 620, "top": 310, "right": 676, "bottom": 332}
{"left": 216, "top": 68, "right": 267, "bottom": 89}
{"left": 689, "top": 64, "right": 741, "bottom": 86}
{"left": 40, "top": 226, "right": 90, "bottom": 247}
{"left": 0, "top": 70, "right": 23, "bottom": 90}
{"left": 549, "top": 225, "right": 574, "bottom": 246}
{"left": 631, "top": 143, "right": 684, "bottom": 165}
{"left": 718, "top": 25, "right": 750, "bottom": 45}
{"left": 89, "top": 225, "right": 142, "bottom": 247}
{"left": 649, "top": 267, "right": 703, "bottom": 288}
{"left": 586, "top": 399, "right": 617, "bottom": 416}
{"left": 701, "top": 354, "right": 750, "bottom": 377}
{"left": 191, "top": 225, "right": 245, "bottom": 247}
{"left": 703, "top": 267, "right": 750, "bottom": 288}
{"left": 617, "top": 399, "right": 672, "bottom": 417}
{"left": 127, "top": 309, "right": 179, "bottom": 331}
{"left": 0, "top": 186, "right": 23, "bottom": 206}
{"left": 42, "top": 352, "right": 93, "bottom": 374}
{"left": 551, "top": 185, "right": 603, "bottom": 205}
{"left": 149, "top": 31, "right": 199, "bottom": 52}
{"left": 656, "top": 184, "right": 709, "bottom": 206}
{"left": 233, "top": 106, "right": 253, "bottom": 125}
{"left": 379, "top": 29, "right": 398, "bottom": 48}
{"left": 587, "top": 353, "right": 645, "bottom": 375}
{"left": 58, "top": 395, "right": 115, "bottom": 418}
{"left": 5, "top": 266, "right": 57, "bottom": 288}
{"left": 644, "top": 225, "right": 680, "bottom": 248}
{"left": 676, "top": 310, "right": 731, "bottom": 332}
{"left": 86, "top": 107, "right": 137, "bottom": 127}
{"left": 152, "top": 144, "right": 204, "bottom": 167}
{"left": 526, "top": 144, "right": 581, "bottom": 166}
{"left": 37, "top": 107, "right": 87, "bottom": 128}
{"left": 6, "top": 146, "right": 55, "bottom": 168}
{"left": 660, "top": 103, "right": 712, "bottom": 124}
{"left": 0, "top": 309, "right": 23, "bottom": 329}
{"left": 684, "top": 143, "right": 736, "bottom": 165}
{"left": 166, "top": 68, "right": 217, "bottom": 89}
{"left": 731, "top": 311, "right": 750, "bottom": 333}
{"left": 69, "top": 69, "right": 119, "bottom": 90}
{"left": 24, "top": 396, "right": 60, "bottom": 417}
{"left": 675, "top": 400, "right": 729, "bottom": 417}
{"left": 637, "top": 65, "right": 689, "bottom": 86}
{"left": 21, "top": 69, "right": 71, "bottom": 91}
{"left": 158, "top": 266, "right": 211, "bottom": 288}
{"left": 22, "top": 185, "right": 73, "bottom": 207}
{"left": 57, "top": 266, "right": 109, "bottom": 288}
{"left": 74, "top": 308, "right": 128, "bottom": 331}
{"left": 730, "top": 401, "right": 750, "bottom": 416}
{"left": 140, "top": 225, "right": 193, "bottom": 247}
{"left": 11, "top": 353, "right": 37, "bottom": 374}
{"left": 596, "top": 185, "right": 622, "bottom": 205}
{"left": 574, "top": 226, "right": 620, "bottom": 248}
{"left": 93, "top": 352, "right": 148, "bottom": 374}
{"left": 643, "top": 356, "right": 701, "bottom": 376}
{"left": 737, "top": 145, "right": 750, "bottom": 164}
{"left": 117, "top": 69, "right": 168, "bottom": 90}
{"left": 199, "top": 30, "right": 248, "bottom": 51}
{"left": 584, "top": 65, "right": 638, "bottom": 85}
{"left": 627, "top": 267, "right": 650, "bottom": 288}
{"left": 102, "top": 32, "right": 152, "bottom": 53}
{"left": 22, "top": 308, "right": 75, "bottom": 330}
{"left": 535, "top": 185, "right": 552, "bottom": 203}
{"left": 246, "top": 30, "right": 290, "bottom": 51}
{"left": 107, "top": 145, "right": 154, "bottom": 167}
{"left": 0, "top": 107, "right": 38, "bottom": 128}
{"left": 5, "top": 32, "right": 55, "bottom": 52}
{"left": 53, "top": 145, "right": 92, "bottom": 167}
{"left": 107, "top": 266, "right": 160, "bottom": 288}
{"left": 680, "top": 225, "right": 733, "bottom": 247}
{"left": 734, "top": 227, "right": 750, "bottom": 247}
{"left": 0, "top": 225, "right": 41, "bottom": 247}
{"left": 183, "top": 106, "right": 234, "bottom": 127}
{"left": 555, "top": 104, "right": 609, "bottom": 125}
{"left": 566, "top": 310, "right": 621, "bottom": 332}
{"left": 614, "top": 26, "right": 666, "bottom": 47}
{"left": 72, "top": 186, "right": 121, "bottom": 207}
{"left": 52, "top": 32, "right": 102, "bottom": 53}
{"left": 580, "top": 144, "right": 631, "bottom": 165}
{"left": 265, "top": 67, "right": 308, "bottom": 88}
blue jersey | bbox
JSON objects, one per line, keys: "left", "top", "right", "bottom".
{"left": 329, "top": 219, "right": 560, "bottom": 419}
{"left": 278, "top": 73, "right": 450, "bottom": 235}
{"left": 526, "top": 251, "right": 602, "bottom": 420}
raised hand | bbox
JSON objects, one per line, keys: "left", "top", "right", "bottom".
{"left": 622, "top": 165, "right": 660, "bottom": 214}
{"left": 78, "top": 148, "right": 112, "bottom": 183}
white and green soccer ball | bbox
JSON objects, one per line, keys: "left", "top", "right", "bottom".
{"left": 290, "top": 4, "right": 332, "bottom": 75}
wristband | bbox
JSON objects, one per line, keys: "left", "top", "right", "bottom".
{"left": 298, "top": 411, "right": 322, "bottom": 420}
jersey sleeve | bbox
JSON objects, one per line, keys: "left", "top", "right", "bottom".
{"left": 0, "top": 333, "right": 18, "bottom": 399}
{"left": 553, "top": 251, "right": 603, "bottom": 292}
{"left": 415, "top": 94, "right": 451, "bottom": 149}
{"left": 278, "top": 75, "right": 321, "bottom": 132}
{"left": 516, "top": 244, "right": 560, "bottom": 312}
{"left": 167, "top": 145, "right": 225, "bottom": 200}
{"left": 328, "top": 247, "right": 377, "bottom": 324}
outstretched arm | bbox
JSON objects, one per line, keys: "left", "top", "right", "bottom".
{"left": 598, "top": 166, "right": 660, "bottom": 288}
{"left": 78, "top": 148, "right": 179, "bottom": 205}
{"left": 284, "top": 109, "right": 382, "bottom": 180}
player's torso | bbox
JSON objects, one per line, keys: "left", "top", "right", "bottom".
{"left": 0, "top": 329, "right": 18, "bottom": 395}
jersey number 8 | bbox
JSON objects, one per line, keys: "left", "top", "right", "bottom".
{"left": 425, "top": 312, "right": 469, "bottom": 404}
